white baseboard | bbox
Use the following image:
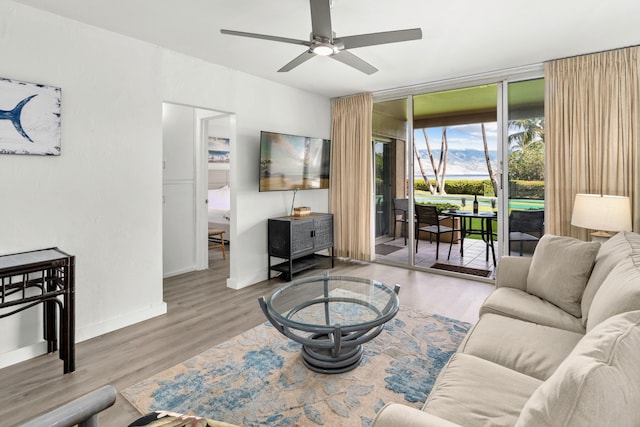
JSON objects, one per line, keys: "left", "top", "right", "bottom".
{"left": 76, "top": 302, "right": 168, "bottom": 342}
{"left": 0, "top": 341, "right": 48, "bottom": 370}
{"left": 0, "top": 302, "right": 167, "bottom": 370}
{"left": 163, "top": 265, "right": 196, "bottom": 278}
{"left": 227, "top": 267, "right": 266, "bottom": 290}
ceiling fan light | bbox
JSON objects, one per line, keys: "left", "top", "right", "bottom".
{"left": 312, "top": 44, "right": 335, "bottom": 56}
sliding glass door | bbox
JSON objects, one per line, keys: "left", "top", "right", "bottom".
{"left": 506, "top": 79, "right": 545, "bottom": 257}
{"left": 412, "top": 84, "right": 498, "bottom": 276}
{"left": 373, "top": 73, "right": 545, "bottom": 279}
{"left": 374, "top": 140, "right": 391, "bottom": 238}
{"left": 372, "top": 98, "right": 411, "bottom": 266}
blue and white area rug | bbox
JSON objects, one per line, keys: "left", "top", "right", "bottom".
{"left": 121, "top": 307, "right": 470, "bottom": 427}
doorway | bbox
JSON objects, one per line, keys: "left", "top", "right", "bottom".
{"left": 203, "top": 114, "right": 233, "bottom": 271}
{"left": 162, "top": 102, "right": 234, "bottom": 278}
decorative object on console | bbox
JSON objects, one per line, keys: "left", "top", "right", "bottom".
{"left": 0, "top": 77, "right": 61, "bottom": 155}
{"left": 293, "top": 206, "right": 311, "bottom": 216}
{"left": 571, "top": 193, "right": 632, "bottom": 241}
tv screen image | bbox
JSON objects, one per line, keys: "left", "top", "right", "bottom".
{"left": 259, "top": 131, "right": 330, "bottom": 191}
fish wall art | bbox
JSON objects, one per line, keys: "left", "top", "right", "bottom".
{"left": 0, "top": 77, "right": 61, "bottom": 156}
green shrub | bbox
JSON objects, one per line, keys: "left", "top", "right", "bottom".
{"left": 414, "top": 178, "right": 543, "bottom": 199}
{"left": 414, "top": 179, "right": 491, "bottom": 196}
{"left": 509, "top": 180, "right": 544, "bottom": 199}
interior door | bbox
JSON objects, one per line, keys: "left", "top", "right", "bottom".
{"left": 162, "top": 103, "right": 197, "bottom": 277}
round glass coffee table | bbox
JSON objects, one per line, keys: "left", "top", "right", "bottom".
{"left": 259, "top": 273, "right": 400, "bottom": 374}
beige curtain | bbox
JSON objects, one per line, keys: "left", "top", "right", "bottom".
{"left": 545, "top": 46, "right": 639, "bottom": 238}
{"left": 329, "top": 93, "right": 374, "bottom": 260}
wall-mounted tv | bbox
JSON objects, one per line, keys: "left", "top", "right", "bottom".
{"left": 259, "top": 131, "right": 330, "bottom": 192}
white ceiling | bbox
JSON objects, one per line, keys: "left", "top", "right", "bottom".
{"left": 14, "top": 0, "right": 640, "bottom": 98}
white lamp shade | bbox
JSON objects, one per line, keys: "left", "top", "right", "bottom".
{"left": 571, "top": 194, "right": 632, "bottom": 232}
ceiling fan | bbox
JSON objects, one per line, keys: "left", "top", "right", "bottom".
{"left": 220, "top": 0, "right": 422, "bottom": 75}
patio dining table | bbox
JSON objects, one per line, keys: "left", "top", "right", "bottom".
{"left": 442, "top": 210, "right": 497, "bottom": 266}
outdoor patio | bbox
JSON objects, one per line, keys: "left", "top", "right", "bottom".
{"left": 375, "top": 235, "right": 532, "bottom": 279}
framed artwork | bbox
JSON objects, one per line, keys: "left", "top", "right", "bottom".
{"left": 208, "top": 137, "right": 230, "bottom": 169}
{"left": 0, "top": 77, "right": 61, "bottom": 156}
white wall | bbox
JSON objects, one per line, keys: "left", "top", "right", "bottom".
{"left": 0, "top": 1, "right": 330, "bottom": 368}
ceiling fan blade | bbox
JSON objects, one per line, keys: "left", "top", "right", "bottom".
{"left": 331, "top": 50, "right": 378, "bottom": 75}
{"left": 310, "top": 0, "right": 333, "bottom": 40}
{"left": 278, "top": 50, "right": 317, "bottom": 72}
{"left": 221, "top": 29, "right": 311, "bottom": 47}
{"left": 339, "top": 28, "right": 422, "bottom": 49}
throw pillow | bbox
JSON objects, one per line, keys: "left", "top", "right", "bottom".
{"left": 526, "top": 235, "right": 600, "bottom": 317}
{"left": 580, "top": 231, "right": 638, "bottom": 326}
{"left": 515, "top": 310, "right": 640, "bottom": 427}
{"left": 586, "top": 254, "right": 640, "bottom": 332}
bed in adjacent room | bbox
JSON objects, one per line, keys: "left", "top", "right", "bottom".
{"left": 208, "top": 185, "right": 230, "bottom": 241}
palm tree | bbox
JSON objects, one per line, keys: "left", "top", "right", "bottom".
{"left": 481, "top": 123, "right": 498, "bottom": 195}
{"left": 508, "top": 118, "right": 544, "bottom": 152}
{"left": 413, "top": 140, "right": 435, "bottom": 193}
{"left": 415, "top": 128, "right": 448, "bottom": 195}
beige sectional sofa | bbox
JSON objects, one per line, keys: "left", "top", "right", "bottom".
{"left": 373, "top": 231, "right": 640, "bottom": 427}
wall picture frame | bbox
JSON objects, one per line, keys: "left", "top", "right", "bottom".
{"left": 0, "top": 77, "right": 62, "bottom": 156}
{"left": 207, "top": 137, "right": 230, "bottom": 169}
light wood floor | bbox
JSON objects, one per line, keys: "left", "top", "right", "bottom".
{"left": 0, "top": 253, "right": 493, "bottom": 426}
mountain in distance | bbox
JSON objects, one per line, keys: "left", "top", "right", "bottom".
{"left": 415, "top": 148, "right": 497, "bottom": 177}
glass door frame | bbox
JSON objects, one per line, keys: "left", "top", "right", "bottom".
{"left": 373, "top": 138, "right": 392, "bottom": 239}
{"left": 373, "top": 65, "right": 544, "bottom": 276}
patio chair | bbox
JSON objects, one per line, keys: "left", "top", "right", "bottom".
{"left": 392, "top": 198, "right": 410, "bottom": 245}
{"left": 509, "top": 209, "right": 544, "bottom": 256}
{"left": 415, "top": 204, "right": 459, "bottom": 260}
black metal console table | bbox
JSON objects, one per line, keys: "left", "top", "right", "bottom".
{"left": 0, "top": 248, "right": 75, "bottom": 374}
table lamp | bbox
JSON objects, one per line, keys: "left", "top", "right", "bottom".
{"left": 571, "top": 193, "right": 632, "bottom": 241}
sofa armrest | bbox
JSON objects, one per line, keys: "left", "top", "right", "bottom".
{"left": 495, "top": 256, "right": 532, "bottom": 291}
{"left": 372, "top": 403, "right": 463, "bottom": 427}
{"left": 20, "top": 385, "right": 116, "bottom": 427}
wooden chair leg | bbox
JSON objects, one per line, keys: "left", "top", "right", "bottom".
{"left": 219, "top": 232, "right": 226, "bottom": 260}
{"left": 208, "top": 229, "right": 226, "bottom": 260}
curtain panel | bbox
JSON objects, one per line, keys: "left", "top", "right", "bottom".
{"left": 545, "top": 46, "right": 639, "bottom": 238}
{"left": 329, "top": 93, "right": 374, "bottom": 260}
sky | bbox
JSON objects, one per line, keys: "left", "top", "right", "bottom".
{"left": 414, "top": 122, "right": 498, "bottom": 152}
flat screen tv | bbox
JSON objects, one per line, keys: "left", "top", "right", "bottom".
{"left": 259, "top": 131, "right": 330, "bottom": 192}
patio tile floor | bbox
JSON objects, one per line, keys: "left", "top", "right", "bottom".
{"left": 376, "top": 236, "right": 499, "bottom": 279}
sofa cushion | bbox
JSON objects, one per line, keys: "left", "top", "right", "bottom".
{"left": 582, "top": 231, "right": 640, "bottom": 326}
{"left": 373, "top": 403, "right": 463, "bottom": 427}
{"left": 494, "top": 256, "right": 532, "bottom": 291}
{"left": 526, "top": 235, "right": 600, "bottom": 318}
{"left": 586, "top": 254, "right": 640, "bottom": 332}
{"left": 515, "top": 310, "right": 640, "bottom": 427}
{"left": 459, "top": 313, "right": 583, "bottom": 380}
{"left": 423, "top": 353, "right": 542, "bottom": 427}
{"left": 480, "top": 287, "right": 585, "bottom": 333}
